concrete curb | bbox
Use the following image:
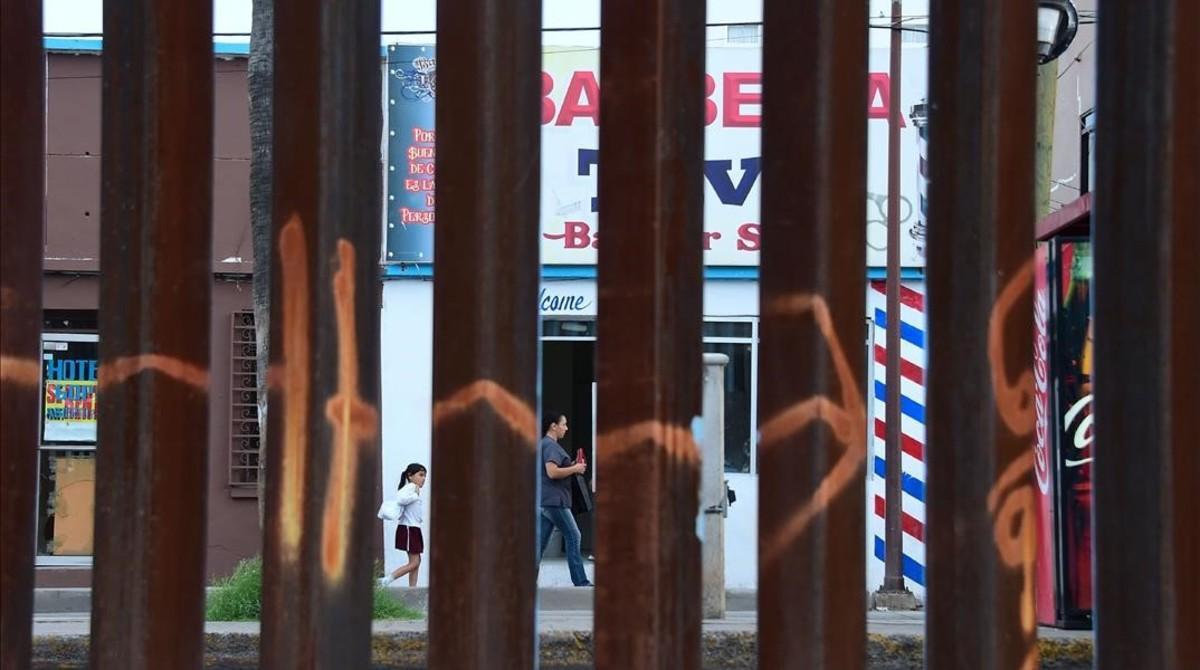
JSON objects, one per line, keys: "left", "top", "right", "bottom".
{"left": 32, "top": 631, "right": 1093, "bottom": 669}
{"left": 32, "top": 587, "right": 759, "bottom": 614}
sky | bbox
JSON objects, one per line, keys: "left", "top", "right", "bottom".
{"left": 43, "top": 0, "right": 923, "bottom": 47}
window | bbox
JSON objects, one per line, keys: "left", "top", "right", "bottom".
{"left": 703, "top": 319, "right": 756, "bottom": 473}
{"left": 229, "top": 311, "right": 261, "bottom": 494}
{"left": 727, "top": 24, "right": 761, "bottom": 44}
{"left": 542, "top": 319, "right": 596, "bottom": 338}
{"left": 38, "top": 325, "right": 99, "bottom": 558}
{"left": 703, "top": 321, "right": 752, "bottom": 339}
{"left": 901, "top": 24, "right": 929, "bottom": 45}
{"left": 537, "top": 317, "right": 759, "bottom": 473}
{"left": 704, "top": 340, "right": 753, "bottom": 473}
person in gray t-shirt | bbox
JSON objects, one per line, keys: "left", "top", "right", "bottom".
{"left": 537, "top": 411, "right": 592, "bottom": 586}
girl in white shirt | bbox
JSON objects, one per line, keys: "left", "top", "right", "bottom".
{"left": 380, "top": 463, "right": 426, "bottom": 587}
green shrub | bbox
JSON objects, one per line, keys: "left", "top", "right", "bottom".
{"left": 206, "top": 557, "right": 263, "bottom": 621}
{"left": 205, "top": 556, "right": 422, "bottom": 621}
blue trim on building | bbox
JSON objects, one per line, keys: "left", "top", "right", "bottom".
{"left": 382, "top": 263, "right": 434, "bottom": 278}
{"left": 382, "top": 264, "right": 925, "bottom": 281}
{"left": 45, "top": 38, "right": 104, "bottom": 53}
{"left": 44, "top": 38, "right": 391, "bottom": 58}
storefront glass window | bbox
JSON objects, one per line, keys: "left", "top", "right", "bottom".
{"left": 38, "top": 329, "right": 99, "bottom": 558}
{"left": 37, "top": 449, "right": 96, "bottom": 556}
{"left": 703, "top": 340, "right": 753, "bottom": 473}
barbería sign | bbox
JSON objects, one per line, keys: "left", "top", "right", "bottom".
{"left": 386, "top": 44, "right": 928, "bottom": 267}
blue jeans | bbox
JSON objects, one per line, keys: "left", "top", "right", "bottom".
{"left": 538, "top": 506, "right": 590, "bottom": 586}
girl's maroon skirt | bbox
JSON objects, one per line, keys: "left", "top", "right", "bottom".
{"left": 395, "top": 525, "right": 424, "bottom": 554}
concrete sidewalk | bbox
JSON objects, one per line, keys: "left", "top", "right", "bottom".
{"left": 30, "top": 609, "right": 1093, "bottom": 669}
{"left": 33, "top": 585, "right": 758, "bottom": 614}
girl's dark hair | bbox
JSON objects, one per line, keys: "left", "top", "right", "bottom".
{"left": 400, "top": 462, "right": 427, "bottom": 487}
{"left": 542, "top": 411, "right": 564, "bottom": 436}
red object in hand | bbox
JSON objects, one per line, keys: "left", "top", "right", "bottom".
{"left": 577, "top": 448, "right": 586, "bottom": 465}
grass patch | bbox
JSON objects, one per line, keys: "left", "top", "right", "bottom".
{"left": 205, "top": 557, "right": 423, "bottom": 621}
{"left": 206, "top": 557, "right": 263, "bottom": 621}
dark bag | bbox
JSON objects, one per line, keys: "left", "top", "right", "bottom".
{"left": 570, "top": 473, "right": 593, "bottom": 514}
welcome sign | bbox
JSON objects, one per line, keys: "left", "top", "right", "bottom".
{"left": 387, "top": 44, "right": 928, "bottom": 267}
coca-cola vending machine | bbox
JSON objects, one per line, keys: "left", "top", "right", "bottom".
{"left": 1033, "top": 228, "right": 1094, "bottom": 629}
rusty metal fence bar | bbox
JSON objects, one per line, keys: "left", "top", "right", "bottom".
{"left": 1093, "top": 0, "right": 1199, "bottom": 667}
{"left": 925, "top": 1, "right": 1037, "bottom": 669}
{"left": 259, "top": 0, "right": 318, "bottom": 659}
{"left": 427, "top": 0, "right": 542, "bottom": 667}
{"left": 593, "top": 0, "right": 706, "bottom": 667}
{"left": 0, "top": 1, "right": 45, "bottom": 668}
{"left": 756, "top": 1, "right": 868, "bottom": 669}
{"left": 260, "top": 0, "right": 382, "bottom": 666}
{"left": 89, "top": 1, "right": 214, "bottom": 667}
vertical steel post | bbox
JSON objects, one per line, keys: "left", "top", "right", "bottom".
{"left": 758, "top": 1, "right": 868, "bottom": 668}
{"left": 594, "top": 0, "right": 705, "bottom": 666}
{"left": 0, "top": 2, "right": 45, "bottom": 667}
{"left": 883, "top": 0, "right": 907, "bottom": 595}
{"left": 261, "top": 0, "right": 382, "bottom": 666}
{"left": 925, "top": 1, "right": 1038, "bottom": 668}
{"left": 427, "top": 0, "right": 542, "bottom": 667}
{"left": 260, "top": 0, "right": 318, "bottom": 657}
{"left": 1093, "top": 0, "right": 1199, "bottom": 667}
{"left": 90, "top": 1, "right": 214, "bottom": 667}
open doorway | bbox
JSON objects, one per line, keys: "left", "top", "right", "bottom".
{"left": 541, "top": 337, "right": 596, "bottom": 555}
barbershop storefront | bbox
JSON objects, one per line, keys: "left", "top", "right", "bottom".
{"left": 379, "top": 271, "right": 929, "bottom": 595}
{"left": 380, "top": 42, "right": 931, "bottom": 595}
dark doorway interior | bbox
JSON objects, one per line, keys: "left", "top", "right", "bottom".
{"left": 541, "top": 339, "right": 595, "bottom": 554}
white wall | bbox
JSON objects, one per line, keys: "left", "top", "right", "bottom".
{"left": 379, "top": 280, "right": 435, "bottom": 585}
{"left": 723, "top": 472, "right": 759, "bottom": 588}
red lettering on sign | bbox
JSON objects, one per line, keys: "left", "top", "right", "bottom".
{"left": 723, "top": 72, "right": 761, "bottom": 128}
{"left": 703, "top": 231, "right": 722, "bottom": 250}
{"left": 540, "top": 70, "right": 902, "bottom": 128}
{"left": 556, "top": 71, "right": 600, "bottom": 126}
{"left": 736, "top": 223, "right": 760, "bottom": 251}
{"left": 564, "top": 221, "right": 592, "bottom": 248}
{"left": 704, "top": 74, "right": 717, "bottom": 126}
{"left": 541, "top": 72, "right": 556, "bottom": 124}
{"left": 867, "top": 73, "right": 905, "bottom": 126}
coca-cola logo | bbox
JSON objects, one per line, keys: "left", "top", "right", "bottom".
{"left": 1063, "top": 393, "right": 1094, "bottom": 467}
{"left": 1033, "top": 285, "right": 1051, "bottom": 493}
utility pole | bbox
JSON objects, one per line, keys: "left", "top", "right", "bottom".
{"left": 1035, "top": 62, "right": 1057, "bottom": 222}
{"left": 875, "top": 0, "right": 917, "bottom": 610}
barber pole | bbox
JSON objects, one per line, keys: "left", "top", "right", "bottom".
{"left": 909, "top": 102, "right": 928, "bottom": 259}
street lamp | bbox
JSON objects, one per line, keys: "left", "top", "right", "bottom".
{"left": 1037, "top": 0, "right": 1079, "bottom": 64}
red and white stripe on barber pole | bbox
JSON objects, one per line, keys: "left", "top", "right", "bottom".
{"left": 869, "top": 280, "right": 927, "bottom": 598}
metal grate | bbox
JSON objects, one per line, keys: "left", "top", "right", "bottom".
{"left": 229, "top": 310, "right": 260, "bottom": 491}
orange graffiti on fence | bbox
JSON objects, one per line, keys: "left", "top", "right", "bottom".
{"left": 275, "top": 214, "right": 312, "bottom": 559}
{"left": 986, "top": 258, "right": 1038, "bottom": 670}
{"left": 758, "top": 293, "right": 867, "bottom": 568}
{"left": 596, "top": 420, "right": 700, "bottom": 468}
{"left": 989, "top": 259, "right": 1036, "bottom": 437}
{"left": 989, "top": 451, "right": 1038, "bottom": 669}
{"left": 0, "top": 355, "right": 42, "bottom": 386}
{"left": 97, "top": 353, "right": 209, "bottom": 390}
{"left": 321, "top": 240, "right": 379, "bottom": 583}
{"left": 433, "top": 379, "right": 537, "bottom": 447}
